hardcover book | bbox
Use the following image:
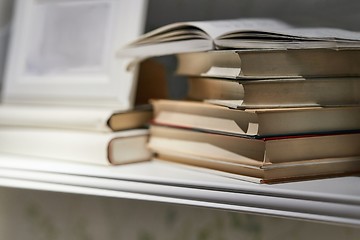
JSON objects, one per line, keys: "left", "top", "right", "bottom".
{"left": 176, "top": 49, "right": 360, "bottom": 79}
{"left": 186, "top": 77, "right": 360, "bottom": 108}
{"left": 149, "top": 125, "right": 360, "bottom": 183}
{"left": 152, "top": 99, "right": 360, "bottom": 137}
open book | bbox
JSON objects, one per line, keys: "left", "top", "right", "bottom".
{"left": 119, "top": 18, "right": 360, "bottom": 58}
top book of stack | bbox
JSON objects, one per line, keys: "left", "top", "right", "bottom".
{"left": 118, "top": 18, "right": 360, "bottom": 58}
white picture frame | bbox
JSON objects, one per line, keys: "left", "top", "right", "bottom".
{"left": 2, "top": 0, "right": 147, "bottom": 109}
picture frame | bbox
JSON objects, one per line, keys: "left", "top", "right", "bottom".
{"left": 2, "top": 0, "right": 147, "bottom": 109}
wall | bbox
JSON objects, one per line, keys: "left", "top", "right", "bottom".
{"left": 146, "top": 0, "right": 360, "bottom": 31}
{"left": 0, "top": 0, "right": 11, "bottom": 95}
{"left": 0, "top": 187, "right": 359, "bottom": 240}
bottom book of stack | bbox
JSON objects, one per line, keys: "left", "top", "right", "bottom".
{"left": 0, "top": 127, "right": 151, "bottom": 165}
{"left": 149, "top": 124, "right": 360, "bottom": 183}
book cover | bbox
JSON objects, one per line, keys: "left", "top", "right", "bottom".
{"left": 149, "top": 124, "right": 360, "bottom": 165}
{"left": 152, "top": 99, "right": 360, "bottom": 138}
{"left": 177, "top": 49, "right": 360, "bottom": 79}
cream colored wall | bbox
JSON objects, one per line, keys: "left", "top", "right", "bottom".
{"left": 0, "top": 187, "right": 359, "bottom": 240}
{"left": 0, "top": 0, "right": 11, "bottom": 95}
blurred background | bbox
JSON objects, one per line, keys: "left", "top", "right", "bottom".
{"left": 146, "top": 0, "right": 360, "bottom": 31}
{"left": 0, "top": 0, "right": 360, "bottom": 239}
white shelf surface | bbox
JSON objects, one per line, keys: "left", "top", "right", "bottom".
{"left": 0, "top": 153, "right": 359, "bottom": 227}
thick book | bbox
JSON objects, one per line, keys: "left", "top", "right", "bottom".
{"left": 152, "top": 99, "right": 360, "bottom": 137}
{"left": 185, "top": 77, "right": 360, "bottom": 108}
{"left": 177, "top": 49, "right": 360, "bottom": 79}
{"left": 0, "top": 104, "right": 153, "bottom": 132}
{"left": 118, "top": 18, "right": 360, "bottom": 58}
{"left": 149, "top": 125, "right": 360, "bottom": 183}
{"left": 0, "top": 127, "right": 151, "bottom": 165}
{"left": 154, "top": 153, "right": 360, "bottom": 184}
{"left": 149, "top": 125, "right": 360, "bottom": 165}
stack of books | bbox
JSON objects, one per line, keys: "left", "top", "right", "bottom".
{"left": 120, "top": 18, "right": 360, "bottom": 183}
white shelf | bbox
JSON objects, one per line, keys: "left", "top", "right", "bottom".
{"left": 0, "top": 153, "right": 359, "bottom": 227}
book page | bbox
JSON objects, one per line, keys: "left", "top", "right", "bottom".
{"left": 194, "top": 19, "right": 360, "bottom": 44}
{"left": 283, "top": 27, "right": 360, "bottom": 41}
{"left": 189, "top": 18, "right": 291, "bottom": 39}
{"left": 128, "top": 18, "right": 290, "bottom": 45}
{"left": 120, "top": 18, "right": 360, "bottom": 57}
{"left": 217, "top": 25, "right": 360, "bottom": 42}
